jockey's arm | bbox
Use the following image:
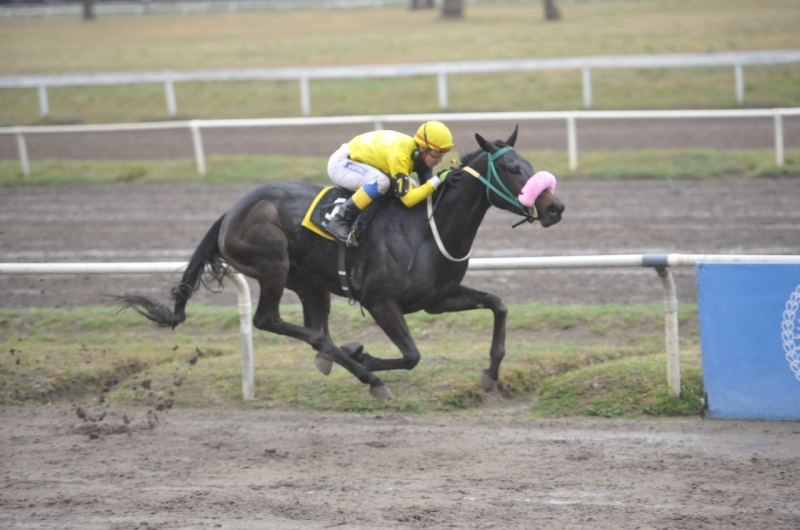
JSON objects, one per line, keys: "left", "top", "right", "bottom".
{"left": 398, "top": 179, "right": 436, "bottom": 207}
{"left": 395, "top": 171, "right": 446, "bottom": 208}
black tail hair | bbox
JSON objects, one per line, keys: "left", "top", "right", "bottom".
{"left": 114, "top": 214, "right": 227, "bottom": 328}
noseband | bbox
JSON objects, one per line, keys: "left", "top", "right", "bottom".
{"left": 458, "top": 146, "right": 540, "bottom": 227}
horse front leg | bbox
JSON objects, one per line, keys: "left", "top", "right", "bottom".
{"left": 425, "top": 286, "right": 507, "bottom": 392}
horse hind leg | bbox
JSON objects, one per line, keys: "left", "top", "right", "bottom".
{"left": 290, "top": 278, "right": 336, "bottom": 376}
{"left": 221, "top": 202, "right": 390, "bottom": 398}
{"left": 288, "top": 273, "right": 367, "bottom": 378}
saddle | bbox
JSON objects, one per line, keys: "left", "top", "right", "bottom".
{"left": 301, "top": 186, "right": 384, "bottom": 242}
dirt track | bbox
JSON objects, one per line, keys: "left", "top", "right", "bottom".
{"left": 1, "top": 406, "right": 799, "bottom": 530}
{"left": 1, "top": 177, "right": 799, "bottom": 308}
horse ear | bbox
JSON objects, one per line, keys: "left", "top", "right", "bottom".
{"left": 475, "top": 133, "right": 498, "bottom": 154}
{"left": 507, "top": 125, "right": 519, "bottom": 147}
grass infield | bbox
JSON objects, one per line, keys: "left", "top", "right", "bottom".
{"left": 0, "top": 302, "right": 704, "bottom": 418}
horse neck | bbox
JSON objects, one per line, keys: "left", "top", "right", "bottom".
{"left": 429, "top": 158, "right": 493, "bottom": 256}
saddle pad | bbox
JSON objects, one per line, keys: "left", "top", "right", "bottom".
{"left": 301, "top": 186, "right": 353, "bottom": 240}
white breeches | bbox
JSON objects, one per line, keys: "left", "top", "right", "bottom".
{"left": 327, "top": 144, "right": 391, "bottom": 194}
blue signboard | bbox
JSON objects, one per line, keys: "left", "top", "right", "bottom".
{"left": 697, "top": 263, "right": 800, "bottom": 420}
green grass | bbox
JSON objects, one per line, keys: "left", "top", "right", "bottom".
{"left": 0, "top": 302, "right": 704, "bottom": 418}
{"left": 1, "top": 0, "right": 799, "bottom": 125}
{"left": 2, "top": 148, "right": 798, "bottom": 186}
{"left": 0, "top": 154, "right": 331, "bottom": 185}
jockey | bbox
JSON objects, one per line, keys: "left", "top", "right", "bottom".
{"left": 323, "top": 120, "right": 455, "bottom": 247}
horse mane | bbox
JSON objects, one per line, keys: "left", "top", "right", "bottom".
{"left": 459, "top": 148, "right": 484, "bottom": 167}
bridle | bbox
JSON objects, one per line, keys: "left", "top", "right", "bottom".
{"left": 421, "top": 145, "right": 541, "bottom": 264}
{"left": 459, "top": 146, "right": 541, "bottom": 227}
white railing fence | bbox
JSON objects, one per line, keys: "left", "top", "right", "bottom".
{"left": 0, "top": 0, "right": 719, "bottom": 19}
{"left": 2, "top": 50, "right": 799, "bottom": 119}
{"left": 2, "top": 254, "right": 798, "bottom": 400}
{"left": 3, "top": 108, "right": 798, "bottom": 177}
{"left": 1, "top": 0, "right": 408, "bottom": 17}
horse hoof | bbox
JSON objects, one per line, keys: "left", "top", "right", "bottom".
{"left": 480, "top": 370, "right": 497, "bottom": 392}
{"left": 340, "top": 342, "right": 364, "bottom": 360}
{"left": 370, "top": 384, "right": 394, "bottom": 400}
{"left": 314, "top": 353, "right": 333, "bottom": 376}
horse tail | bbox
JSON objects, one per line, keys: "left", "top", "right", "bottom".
{"left": 114, "top": 214, "right": 227, "bottom": 329}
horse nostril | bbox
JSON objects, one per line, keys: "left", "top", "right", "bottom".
{"left": 547, "top": 204, "right": 564, "bottom": 217}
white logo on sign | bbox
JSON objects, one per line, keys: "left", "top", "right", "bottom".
{"left": 782, "top": 285, "right": 800, "bottom": 382}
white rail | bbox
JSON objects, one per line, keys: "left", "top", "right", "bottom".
{"left": 2, "top": 49, "right": 798, "bottom": 119}
{"left": 2, "top": 254, "right": 799, "bottom": 400}
{"left": 0, "top": 0, "right": 408, "bottom": 18}
{"left": 2, "top": 108, "right": 798, "bottom": 177}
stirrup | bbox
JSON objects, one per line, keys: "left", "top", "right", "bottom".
{"left": 342, "top": 231, "right": 358, "bottom": 248}
{"left": 325, "top": 223, "right": 359, "bottom": 248}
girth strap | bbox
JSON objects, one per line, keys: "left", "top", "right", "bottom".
{"left": 337, "top": 243, "right": 351, "bottom": 298}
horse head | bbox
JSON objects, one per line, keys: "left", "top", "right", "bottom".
{"left": 472, "top": 126, "right": 565, "bottom": 228}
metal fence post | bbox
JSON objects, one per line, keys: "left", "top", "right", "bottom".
{"left": 437, "top": 71, "right": 449, "bottom": 111}
{"left": 735, "top": 64, "right": 744, "bottom": 105}
{"left": 656, "top": 266, "right": 681, "bottom": 398}
{"left": 582, "top": 66, "right": 592, "bottom": 109}
{"left": 38, "top": 85, "right": 49, "bottom": 118}
{"left": 567, "top": 114, "right": 578, "bottom": 171}
{"left": 227, "top": 271, "right": 254, "bottom": 401}
{"left": 164, "top": 74, "right": 178, "bottom": 118}
{"left": 14, "top": 127, "right": 30, "bottom": 177}
{"left": 774, "top": 113, "right": 784, "bottom": 167}
{"left": 190, "top": 120, "right": 206, "bottom": 175}
{"left": 300, "top": 77, "right": 311, "bottom": 117}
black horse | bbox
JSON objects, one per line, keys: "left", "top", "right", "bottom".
{"left": 117, "top": 128, "right": 565, "bottom": 399}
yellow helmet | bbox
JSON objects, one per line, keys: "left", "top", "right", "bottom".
{"left": 414, "top": 120, "right": 454, "bottom": 152}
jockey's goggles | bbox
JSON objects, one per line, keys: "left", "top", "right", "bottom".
{"left": 425, "top": 148, "right": 449, "bottom": 158}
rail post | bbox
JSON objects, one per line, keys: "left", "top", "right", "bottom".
{"left": 227, "top": 271, "right": 254, "bottom": 401}
{"left": 164, "top": 72, "right": 178, "bottom": 118}
{"left": 300, "top": 77, "right": 311, "bottom": 117}
{"left": 643, "top": 255, "right": 681, "bottom": 397}
{"left": 735, "top": 64, "right": 744, "bottom": 105}
{"left": 189, "top": 120, "right": 206, "bottom": 175}
{"left": 38, "top": 85, "right": 49, "bottom": 118}
{"left": 582, "top": 66, "right": 592, "bottom": 109}
{"left": 567, "top": 113, "right": 578, "bottom": 171}
{"left": 14, "top": 127, "right": 30, "bottom": 177}
{"left": 437, "top": 71, "right": 449, "bottom": 111}
{"left": 774, "top": 113, "right": 784, "bottom": 167}
{"left": 658, "top": 267, "right": 681, "bottom": 397}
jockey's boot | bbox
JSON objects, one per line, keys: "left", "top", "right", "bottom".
{"left": 324, "top": 196, "right": 363, "bottom": 247}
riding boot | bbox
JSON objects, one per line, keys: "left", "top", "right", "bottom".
{"left": 324, "top": 196, "right": 363, "bottom": 247}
